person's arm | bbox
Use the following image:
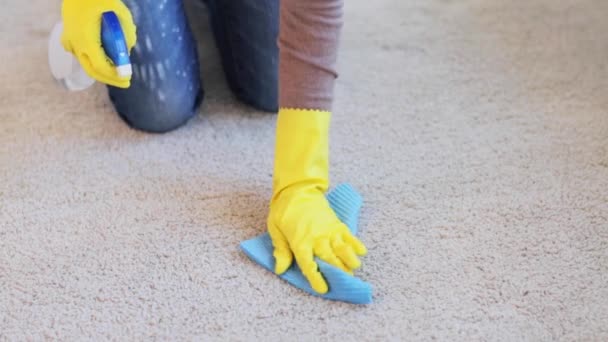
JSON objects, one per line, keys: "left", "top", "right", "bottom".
{"left": 267, "top": 0, "right": 367, "bottom": 295}
{"left": 278, "top": 0, "right": 342, "bottom": 111}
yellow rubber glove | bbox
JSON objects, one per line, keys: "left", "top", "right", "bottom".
{"left": 61, "top": 0, "right": 137, "bottom": 88}
{"left": 267, "top": 108, "right": 368, "bottom": 294}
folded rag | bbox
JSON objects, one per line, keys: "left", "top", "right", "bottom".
{"left": 240, "top": 183, "right": 373, "bottom": 304}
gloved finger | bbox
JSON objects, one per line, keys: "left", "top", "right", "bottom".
{"left": 342, "top": 232, "right": 367, "bottom": 256}
{"left": 77, "top": 51, "right": 130, "bottom": 88}
{"left": 267, "top": 222, "right": 293, "bottom": 274}
{"left": 78, "top": 27, "right": 131, "bottom": 86}
{"left": 332, "top": 235, "right": 362, "bottom": 270}
{"left": 294, "top": 247, "right": 328, "bottom": 294}
{"left": 114, "top": 6, "right": 138, "bottom": 50}
{"left": 313, "top": 239, "right": 351, "bottom": 274}
{"left": 80, "top": 46, "right": 130, "bottom": 82}
{"left": 60, "top": 36, "right": 73, "bottom": 54}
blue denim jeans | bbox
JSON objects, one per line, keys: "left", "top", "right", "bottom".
{"left": 109, "top": 0, "right": 279, "bottom": 133}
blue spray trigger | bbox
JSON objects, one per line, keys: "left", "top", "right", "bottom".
{"left": 101, "top": 11, "right": 132, "bottom": 77}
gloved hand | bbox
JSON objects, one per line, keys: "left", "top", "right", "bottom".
{"left": 267, "top": 108, "right": 367, "bottom": 294}
{"left": 61, "top": 0, "right": 137, "bottom": 88}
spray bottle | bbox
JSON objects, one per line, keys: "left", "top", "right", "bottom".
{"left": 48, "top": 11, "right": 132, "bottom": 91}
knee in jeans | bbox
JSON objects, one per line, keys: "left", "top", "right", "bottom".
{"left": 238, "top": 87, "right": 278, "bottom": 112}
{"left": 109, "top": 86, "right": 203, "bottom": 133}
{"left": 233, "top": 71, "right": 278, "bottom": 112}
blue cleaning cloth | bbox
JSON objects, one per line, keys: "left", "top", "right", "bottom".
{"left": 240, "top": 183, "right": 372, "bottom": 304}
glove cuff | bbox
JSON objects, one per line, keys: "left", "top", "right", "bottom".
{"left": 271, "top": 108, "right": 332, "bottom": 200}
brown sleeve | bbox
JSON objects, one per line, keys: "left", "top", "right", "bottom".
{"left": 278, "top": 0, "right": 344, "bottom": 111}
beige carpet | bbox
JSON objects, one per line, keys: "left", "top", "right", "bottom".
{"left": 1, "top": 0, "right": 607, "bottom": 340}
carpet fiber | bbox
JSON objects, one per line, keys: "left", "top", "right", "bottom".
{"left": 1, "top": 0, "right": 607, "bottom": 340}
